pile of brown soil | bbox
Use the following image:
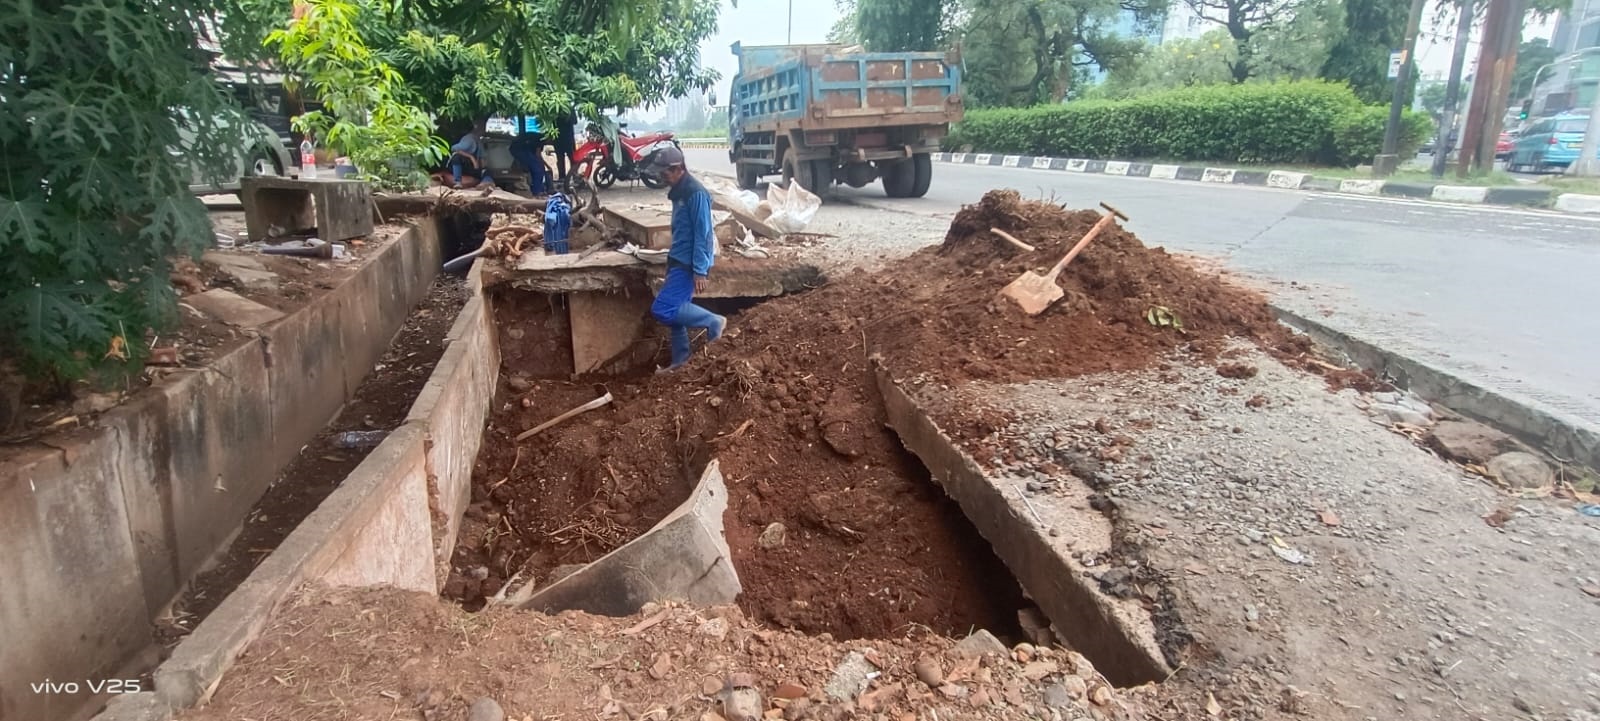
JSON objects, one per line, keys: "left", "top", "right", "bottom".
{"left": 449, "top": 190, "right": 1328, "bottom": 644}
{"left": 179, "top": 585, "right": 1140, "bottom": 721}
{"left": 867, "top": 190, "right": 1308, "bottom": 385}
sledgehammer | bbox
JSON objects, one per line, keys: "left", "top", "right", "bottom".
{"left": 997, "top": 202, "right": 1129, "bottom": 316}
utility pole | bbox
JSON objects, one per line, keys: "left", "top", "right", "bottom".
{"left": 787, "top": 0, "right": 793, "bottom": 44}
{"left": 1432, "top": 0, "right": 1477, "bottom": 178}
{"left": 1574, "top": 79, "right": 1600, "bottom": 175}
{"left": 1473, "top": 0, "right": 1523, "bottom": 174}
{"left": 1376, "top": 0, "right": 1430, "bottom": 177}
{"left": 1458, "top": 0, "right": 1510, "bottom": 176}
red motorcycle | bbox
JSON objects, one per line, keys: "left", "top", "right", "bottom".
{"left": 572, "top": 125, "right": 680, "bottom": 190}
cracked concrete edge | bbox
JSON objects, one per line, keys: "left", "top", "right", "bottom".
{"left": 1272, "top": 305, "right": 1600, "bottom": 474}
{"left": 933, "top": 153, "right": 1600, "bottom": 215}
{"left": 517, "top": 459, "right": 740, "bottom": 615}
{"left": 89, "top": 270, "right": 496, "bottom": 721}
{"left": 871, "top": 359, "right": 1172, "bottom": 686}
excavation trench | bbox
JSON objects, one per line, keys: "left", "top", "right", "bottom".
{"left": 441, "top": 282, "right": 1157, "bottom": 681}
{"left": 437, "top": 187, "right": 1326, "bottom": 690}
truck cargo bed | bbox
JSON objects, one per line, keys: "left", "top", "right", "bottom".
{"left": 732, "top": 44, "right": 962, "bottom": 132}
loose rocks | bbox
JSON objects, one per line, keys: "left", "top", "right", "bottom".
{"left": 1426, "top": 419, "right": 1516, "bottom": 465}
{"left": 468, "top": 697, "right": 505, "bottom": 721}
{"left": 1487, "top": 451, "right": 1554, "bottom": 489}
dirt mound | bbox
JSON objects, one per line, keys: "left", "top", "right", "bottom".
{"left": 864, "top": 190, "right": 1307, "bottom": 385}
{"left": 180, "top": 585, "right": 1140, "bottom": 721}
{"left": 451, "top": 190, "right": 1330, "bottom": 644}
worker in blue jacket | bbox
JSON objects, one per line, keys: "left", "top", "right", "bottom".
{"left": 645, "top": 146, "right": 726, "bottom": 371}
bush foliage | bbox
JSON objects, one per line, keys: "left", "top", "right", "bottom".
{"left": 2, "top": 0, "right": 241, "bottom": 384}
{"left": 945, "top": 81, "right": 1430, "bottom": 167}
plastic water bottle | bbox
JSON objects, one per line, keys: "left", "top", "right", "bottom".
{"left": 299, "top": 139, "right": 317, "bottom": 180}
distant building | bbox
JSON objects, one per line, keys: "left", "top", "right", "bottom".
{"left": 1532, "top": 3, "right": 1600, "bottom": 116}
{"left": 1161, "top": 3, "right": 1210, "bottom": 44}
{"left": 664, "top": 89, "right": 709, "bottom": 128}
{"left": 1552, "top": 0, "right": 1600, "bottom": 53}
{"left": 1082, "top": 9, "right": 1167, "bottom": 82}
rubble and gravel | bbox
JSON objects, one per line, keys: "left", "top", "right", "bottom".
{"left": 178, "top": 585, "right": 1140, "bottom": 721}
{"left": 944, "top": 341, "right": 1600, "bottom": 720}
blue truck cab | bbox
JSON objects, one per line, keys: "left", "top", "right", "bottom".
{"left": 727, "top": 42, "right": 963, "bottom": 198}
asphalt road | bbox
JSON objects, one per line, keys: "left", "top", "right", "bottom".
{"left": 683, "top": 147, "right": 1600, "bottom": 428}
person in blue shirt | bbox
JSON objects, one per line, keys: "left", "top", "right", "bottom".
{"left": 644, "top": 147, "right": 725, "bottom": 371}
{"left": 448, "top": 119, "right": 492, "bottom": 189}
{"left": 510, "top": 115, "right": 548, "bottom": 196}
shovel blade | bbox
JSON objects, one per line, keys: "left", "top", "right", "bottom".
{"left": 999, "top": 270, "right": 1065, "bottom": 315}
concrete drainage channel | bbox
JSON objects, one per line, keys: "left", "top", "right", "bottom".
{"left": 90, "top": 242, "right": 1181, "bottom": 721}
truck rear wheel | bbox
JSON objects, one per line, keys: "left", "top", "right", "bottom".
{"left": 737, "top": 161, "right": 760, "bottom": 190}
{"left": 783, "top": 156, "right": 825, "bottom": 193}
{"left": 809, "top": 159, "right": 834, "bottom": 198}
{"left": 881, "top": 158, "right": 915, "bottom": 198}
{"left": 909, "top": 153, "right": 932, "bottom": 198}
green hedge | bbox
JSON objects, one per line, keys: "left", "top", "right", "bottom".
{"left": 944, "top": 81, "right": 1432, "bottom": 167}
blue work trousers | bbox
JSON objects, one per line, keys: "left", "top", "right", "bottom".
{"left": 651, "top": 266, "right": 723, "bottom": 368}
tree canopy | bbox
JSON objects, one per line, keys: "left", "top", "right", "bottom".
{"left": 1319, "top": 0, "right": 1407, "bottom": 102}
{"left": 1512, "top": 38, "right": 1558, "bottom": 100}
{"left": 855, "top": 0, "right": 954, "bottom": 51}
{"left": 1, "top": 0, "right": 721, "bottom": 386}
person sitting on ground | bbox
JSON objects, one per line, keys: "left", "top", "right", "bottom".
{"left": 646, "top": 146, "right": 725, "bottom": 372}
{"left": 448, "top": 118, "right": 493, "bottom": 189}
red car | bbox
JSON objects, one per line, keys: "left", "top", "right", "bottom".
{"left": 1495, "top": 132, "right": 1514, "bottom": 160}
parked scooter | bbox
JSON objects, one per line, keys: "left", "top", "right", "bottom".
{"left": 572, "top": 124, "right": 680, "bottom": 190}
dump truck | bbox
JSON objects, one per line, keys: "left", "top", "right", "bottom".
{"left": 727, "top": 42, "right": 963, "bottom": 198}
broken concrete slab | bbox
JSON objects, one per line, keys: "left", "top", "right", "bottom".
{"left": 1427, "top": 419, "right": 1518, "bottom": 465}
{"left": 183, "top": 289, "right": 285, "bottom": 328}
{"left": 202, "top": 251, "right": 279, "bottom": 291}
{"left": 241, "top": 176, "right": 373, "bottom": 242}
{"left": 872, "top": 358, "right": 1170, "bottom": 686}
{"left": 569, "top": 290, "right": 651, "bottom": 374}
{"left": 823, "top": 651, "right": 878, "bottom": 701}
{"left": 515, "top": 459, "right": 740, "bottom": 616}
{"left": 952, "top": 629, "right": 1009, "bottom": 658}
{"left": 504, "top": 250, "right": 824, "bottom": 299}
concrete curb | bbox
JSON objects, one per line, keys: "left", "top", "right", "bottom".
{"left": 874, "top": 359, "right": 1171, "bottom": 687}
{"left": 934, "top": 152, "right": 1600, "bottom": 214}
{"left": 1271, "top": 305, "right": 1600, "bottom": 474}
{"left": 91, "top": 261, "right": 499, "bottom": 721}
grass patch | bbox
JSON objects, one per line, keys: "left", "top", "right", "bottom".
{"left": 1390, "top": 170, "right": 1522, "bottom": 187}
{"left": 1539, "top": 176, "right": 1600, "bottom": 195}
